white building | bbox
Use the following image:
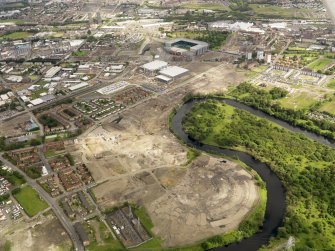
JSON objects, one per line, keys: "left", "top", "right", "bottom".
{"left": 158, "top": 66, "right": 189, "bottom": 80}
{"left": 141, "top": 60, "right": 168, "bottom": 74}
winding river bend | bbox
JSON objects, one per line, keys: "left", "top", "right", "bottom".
{"left": 172, "top": 97, "right": 335, "bottom": 250}
{"left": 171, "top": 99, "right": 287, "bottom": 251}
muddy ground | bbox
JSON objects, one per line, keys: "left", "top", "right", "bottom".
{"left": 71, "top": 63, "right": 259, "bottom": 247}
{"left": 0, "top": 212, "right": 72, "bottom": 251}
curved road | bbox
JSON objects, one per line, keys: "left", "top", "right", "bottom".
{"left": 0, "top": 155, "right": 84, "bottom": 251}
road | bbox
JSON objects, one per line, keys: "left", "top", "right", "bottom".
{"left": 0, "top": 155, "right": 84, "bottom": 251}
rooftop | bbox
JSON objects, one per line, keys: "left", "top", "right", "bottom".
{"left": 159, "top": 66, "right": 189, "bottom": 78}
{"left": 141, "top": 60, "right": 168, "bottom": 71}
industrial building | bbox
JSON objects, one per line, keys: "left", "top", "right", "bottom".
{"left": 141, "top": 60, "right": 168, "bottom": 74}
{"left": 141, "top": 60, "right": 189, "bottom": 83}
{"left": 45, "top": 66, "right": 62, "bottom": 78}
{"left": 158, "top": 66, "right": 189, "bottom": 80}
{"left": 164, "top": 38, "right": 209, "bottom": 57}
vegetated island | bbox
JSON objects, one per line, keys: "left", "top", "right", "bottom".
{"left": 182, "top": 99, "right": 335, "bottom": 250}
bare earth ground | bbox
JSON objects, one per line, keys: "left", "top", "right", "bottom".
{"left": 0, "top": 212, "right": 72, "bottom": 251}
{"left": 70, "top": 63, "right": 259, "bottom": 247}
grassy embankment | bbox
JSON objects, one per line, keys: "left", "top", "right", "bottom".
{"left": 182, "top": 99, "right": 335, "bottom": 250}
{"left": 0, "top": 32, "right": 33, "bottom": 40}
{"left": 307, "top": 58, "right": 334, "bottom": 72}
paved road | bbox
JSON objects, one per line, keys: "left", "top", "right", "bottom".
{"left": 0, "top": 155, "right": 84, "bottom": 251}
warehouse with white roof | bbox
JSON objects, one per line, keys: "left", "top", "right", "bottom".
{"left": 141, "top": 60, "right": 168, "bottom": 74}
{"left": 159, "top": 66, "right": 189, "bottom": 80}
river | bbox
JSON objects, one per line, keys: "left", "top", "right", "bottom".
{"left": 171, "top": 99, "right": 286, "bottom": 251}
{"left": 171, "top": 97, "right": 335, "bottom": 250}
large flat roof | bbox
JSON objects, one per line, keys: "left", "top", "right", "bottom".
{"left": 159, "top": 66, "right": 189, "bottom": 78}
{"left": 141, "top": 60, "right": 168, "bottom": 71}
{"left": 156, "top": 75, "right": 172, "bottom": 82}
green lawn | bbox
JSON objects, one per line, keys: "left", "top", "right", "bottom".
{"left": 0, "top": 32, "right": 33, "bottom": 40}
{"left": 307, "top": 58, "right": 334, "bottom": 71}
{"left": 13, "top": 186, "right": 49, "bottom": 217}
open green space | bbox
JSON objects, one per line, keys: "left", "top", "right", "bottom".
{"left": 279, "top": 91, "right": 317, "bottom": 110}
{"left": 307, "top": 58, "right": 334, "bottom": 72}
{"left": 83, "top": 218, "right": 124, "bottom": 251}
{"left": 182, "top": 99, "right": 335, "bottom": 250}
{"left": 327, "top": 79, "right": 335, "bottom": 89}
{"left": 318, "top": 101, "right": 335, "bottom": 116}
{"left": 0, "top": 164, "right": 25, "bottom": 186}
{"left": 250, "top": 4, "right": 311, "bottom": 18}
{"left": 72, "top": 50, "right": 89, "bottom": 57}
{"left": 13, "top": 186, "right": 48, "bottom": 217}
{"left": 0, "top": 31, "right": 33, "bottom": 40}
{"left": 0, "top": 19, "right": 25, "bottom": 25}
{"left": 180, "top": 3, "right": 229, "bottom": 11}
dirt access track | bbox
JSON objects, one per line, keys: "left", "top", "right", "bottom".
{"left": 72, "top": 63, "right": 259, "bottom": 247}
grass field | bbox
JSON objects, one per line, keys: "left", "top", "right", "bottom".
{"left": 250, "top": 4, "right": 311, "bottom": 18}
{"left": 0, "top": 32, "right": 33, "bottom": 40}
{"left": 318, "top": 101, "right": 335, "bottom": 115}
{"left": 0, "top": 19, "right": 25, "bottom": 24}
{"left": 327, "top": 79, "right": 335, "bottom": 89}
{"left": 307, "top": 58, "right": 334, "bottom": 71}
{"left": 180, "top": 3, "right": 229, "bottom": 11}
{"left": 278, "top": 92, "right": 317, "bottom": 110}
{"left": 13, "top": 186, "right": 48, "bottom": 217}
{"left": 72, "top": 50, "right": 89, "bottom": 57}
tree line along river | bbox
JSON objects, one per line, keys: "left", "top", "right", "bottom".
{"left": 170, "top": 97, "right": 335, "bottom": 251}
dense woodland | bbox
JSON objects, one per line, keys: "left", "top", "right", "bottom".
{"left": 183, "top": 100, "right": 335, "bottom": 250}
{"left": 230, "top": 83, "right": 335, "bottom": 139}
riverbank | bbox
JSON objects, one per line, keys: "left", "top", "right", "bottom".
{"left": 171, "top": 99, "right": 285, "bottom": 251}
{"left": 180, "top": 99, "right": 335, "bottom": 250}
